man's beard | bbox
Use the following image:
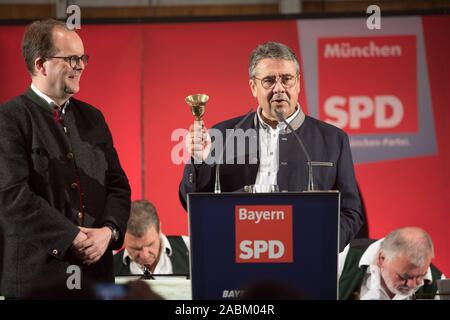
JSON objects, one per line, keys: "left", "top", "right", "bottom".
{"left": 382, "top": 269, "right": 420, "bottom": 297}
{"left": 269, "top": 93, "right": 291, "bottom": 118}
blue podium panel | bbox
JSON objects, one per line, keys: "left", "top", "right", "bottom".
{"left": 187, "top": 192, "right": 340, "bottom": 300}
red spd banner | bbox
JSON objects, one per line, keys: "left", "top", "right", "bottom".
{"left": 235, "top": 205, "right": 293, "bottom": 263}
{"left": 318, "top": 35, "right": 417, "bottom": 134}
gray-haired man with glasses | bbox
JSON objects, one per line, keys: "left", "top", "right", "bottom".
{"left": 0, "top": 19, "right": 131, "bottom": 298}
{"left": 180, "top": 41, "right": 364, "bottom": 252}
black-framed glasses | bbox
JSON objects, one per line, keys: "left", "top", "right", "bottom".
{"left": 253, "top": 74, "right": 297, "bottom": 90}
{"left": 45, "top": 54, "right": 89, "bottom": 68}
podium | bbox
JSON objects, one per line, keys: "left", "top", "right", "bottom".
{"left": 187, "top": 191, "right": 340, "bottom": 300}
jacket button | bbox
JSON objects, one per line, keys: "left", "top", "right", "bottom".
{"left": 66, "top": 152, "right": 74, "bottom": 160}
{"left": 77, "top": 212, "right": 84, "bottom": 219}
{"left": 70, "top": 182, "right": 78, "bottom": 189}
{"left": 188, "top": 173, "right": 193, "bottom": 184}
{"left": 52, "top": 249, "right": 59, "bottom": 256}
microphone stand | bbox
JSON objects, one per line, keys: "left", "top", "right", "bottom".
{"left": 275, "top": 109, "right": 314, "bottom": 192}
{"left": 214, "top": 109, "right": 254, "bottom": 193}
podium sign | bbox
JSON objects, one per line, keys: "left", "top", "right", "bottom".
{"left": 187, "top": 192, "right": 340, "bottom": 300}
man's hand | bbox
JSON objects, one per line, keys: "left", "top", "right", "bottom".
{"left": 186, "top": 120, "right": 211, "bottom": 162}
{"left": 76, "top": 226, "right": 112, "bottom": 265}
{"left": 71, "top": 230, "right": 88, "bottom": 261}
{"left": 72, "top": 230, "right": 88, "bottom": 247}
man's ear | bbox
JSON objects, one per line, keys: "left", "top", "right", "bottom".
{"left": 34, "top": 57, "right": 47, "bottom": 76}
{"left": 377, "top": 250, "right": 386, "bottom": 268}
{"left": 296, "top": 74, "right": 301, "bottom": 94}
{"left": 249, "top": 79, "right": 257, "bottom": 98}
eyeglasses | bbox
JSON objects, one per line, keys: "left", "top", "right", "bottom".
{"left": 45, "top": 54, "right": 89, "bottom": 69}
{"left": 253, "top": 74, "right": 297, "bottom": 90}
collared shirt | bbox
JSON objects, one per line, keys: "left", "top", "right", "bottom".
{"left": 254, "top": 105, "right": 300, "bottom": 192}
{"left": 338, "top": 239, "right": 435, "bottom": 300}
{"left": 30, "top": 83, "right": 69, "bottom": 113}
{"left": 122, "top": 234, "right": 189, "bottom": 275}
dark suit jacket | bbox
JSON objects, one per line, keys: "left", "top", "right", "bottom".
{"left": 179, "top": 110, "right": 363, "bottom": 252}
{"left": 0, "top": 88, "right": 131, "bottom": 298}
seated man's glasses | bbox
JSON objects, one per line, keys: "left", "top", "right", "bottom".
{"left": 45, "top": 54, "right": 89, "bottom": 69}
{"left": 253, "top": 74, "right": 297, "bottom": 90}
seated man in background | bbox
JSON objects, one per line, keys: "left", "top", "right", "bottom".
{"left": 339, "top": 226, "right": 445, "bottom": 300}
{"left": 114, "top": 200, "right": 190, "bottom": 276}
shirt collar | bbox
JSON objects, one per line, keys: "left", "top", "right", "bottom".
{"left": 359, "top": 239, "right": 383, "bottom": 268}
{"left": 160, "top": 234, "right": 173, "bottom": 256}
{"left": 30, "top": 83, "right": 70, "bottom": 112}
{"left": 257, "top": 104, "right": 300, "bottom": 131}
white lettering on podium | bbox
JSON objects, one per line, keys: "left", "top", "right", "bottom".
{"left": 239, "top": 240, "right": 285, "bottom": 259}
{"left": 238, "top": 208, "right": 284, "bottom": 224}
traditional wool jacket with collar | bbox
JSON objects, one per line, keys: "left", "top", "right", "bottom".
{"left": 0, "top": 88, "right": 131, "bottom": 298}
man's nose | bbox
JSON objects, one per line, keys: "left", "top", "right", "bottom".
{"left": 138, "top": 249, "right": 149, "bottom": 259}
{"left": 272, "top": 79, "right": 285, "bottom": 93}
{"left": 73, "top": 58, "right": 85, "bottom": 71}
{"left": 75, "top": 60, "right": 85, "bottom": 71}
{"left": 406, "top": 277, "right": 421, "bottom": 288}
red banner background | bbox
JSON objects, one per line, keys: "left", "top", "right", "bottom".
{"left": 1, "top": 16, "right": 448, "bottom": 274}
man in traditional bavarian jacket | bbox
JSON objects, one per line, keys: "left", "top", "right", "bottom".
{"left": 0, "top": 19, "right": 131, "bottom": 298}
{"left": 338, "top": 227, "right": 444, "bottom": 300}
{"left": 114, "top": 200, "right": 190, "bottom": 276}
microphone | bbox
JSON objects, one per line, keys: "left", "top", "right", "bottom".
{"left": 214, "top": 109, "right": 254, "bottom": 193}
{"left": 274, "top": 109, "right": 314, "bottom": 192}
{"left": 142, "top": 265, "right": 154, "bottom": 280}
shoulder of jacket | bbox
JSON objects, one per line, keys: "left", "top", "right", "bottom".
{"left": 304, "top": 115, "right": 348, "bottom": 138}
{"left": 212, "top": 112, "right": 256, "bottom": 131}
{"left": 70, "top": 97, "right": 104, "bottom": 118}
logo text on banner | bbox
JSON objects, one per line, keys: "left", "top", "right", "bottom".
{"left": 235, "top": 205, "right": 293, "bottom": 263}
{"left": 318, "top": 35, "right": 417, "bottom": 134}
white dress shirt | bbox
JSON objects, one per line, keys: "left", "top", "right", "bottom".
{"left": 254, "top": 106, "right": 300, "bottom": 192}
